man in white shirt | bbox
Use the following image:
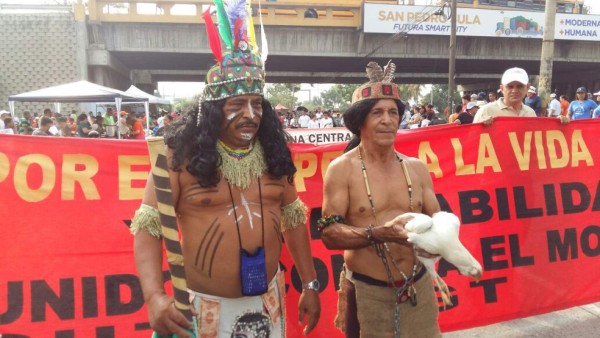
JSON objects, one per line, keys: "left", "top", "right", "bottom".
{"left": 307, "top": 114, "right": 320, "bottom": 129}
{"left": 315, "top": 109, "right": 323, "bottom": 119}
{"left": 49, "top": 117, "right": 60, "bottom": 135}
{"left": 156, "top": 111, "right": 166, "bottom": 128}
{"left": 297, "top": 110, "right": 310, "bottom": 128}
{"left": 319, "top": 112, "right": 333, "bottom": 128}
{"left": 474, "top": 67, "right": 568, "bottom": 125}
{"left": 547, "top": 93, "right": 561, "bottom": 117}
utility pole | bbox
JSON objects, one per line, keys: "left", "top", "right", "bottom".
{"left": 447, "top": 0, "right": 457, "bottom": 114}
{"left": 539, "top": 0, "right": 557, "bottom": 113}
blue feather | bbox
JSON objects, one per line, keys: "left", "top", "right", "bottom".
{"left": 224, "top": 0, "right": 248, "bottom": 43}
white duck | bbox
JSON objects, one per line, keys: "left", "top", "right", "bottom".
{"left": 404, "top": 211, "right": 482, "bottom": 307}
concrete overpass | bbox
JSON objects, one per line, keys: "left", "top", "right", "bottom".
{"left": 86, "top": 0, "right": 600, "bottom": 94}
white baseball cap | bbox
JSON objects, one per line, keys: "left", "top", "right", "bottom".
{"left": 528, "top": 86, "right": 537, "bottom": 94}
{"left": 550, "top": 93, "right": 557, "bottom": 98}
{"left": 501, "top": 67, "right": 529, "bottom": 85}
{"left": 466, "top": 102, "right": 479, "bottom": 110}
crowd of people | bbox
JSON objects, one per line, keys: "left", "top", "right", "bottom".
{"left": 0, "top": 107, "right": 179, "bottom": 138}
{"left": 3, "top": 83, "right": 597, "bottom": 138}
{"left": 278, "top": 107, "right": 343, "bottom": 129}
{"left": 447, "top": 79, "right": 600, "bottom": 126}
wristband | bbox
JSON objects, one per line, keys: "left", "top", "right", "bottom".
{"left": 366, "top": 224, "right": 377, "bottom": 244}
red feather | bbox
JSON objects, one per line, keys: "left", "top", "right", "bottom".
{"left": 202, "top": 7, "right": 222, "bottom": 63}
{"left": 234, "top": 18, "right": 243, "bottom": 47}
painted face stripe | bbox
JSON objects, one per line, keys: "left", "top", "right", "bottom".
{"left": 248, "top": 101, "right": 254, "bottom": 119}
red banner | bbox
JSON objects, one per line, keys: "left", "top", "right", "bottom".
{"left": 1, "top": 117, "right": 600, "bottom": 337}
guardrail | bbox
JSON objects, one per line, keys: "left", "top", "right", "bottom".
{"left": 0, "top": 3, "right": 73, "bottom": 11}
{"left": 88, "top": 0, "right": 369, "bottom": 27}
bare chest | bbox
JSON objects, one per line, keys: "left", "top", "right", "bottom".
{"left": 348, "top": 163, "right": 423, "bottom": 220}
{"left": 177, "top": 172, "right": 285, "bottom": 210}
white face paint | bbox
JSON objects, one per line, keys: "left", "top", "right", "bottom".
{"left": 240, "top": 132, "right": 254, "bottom": 140}
{"left": 226, "top": 113, "right": 237, "bottom": 121}
{"left": 247, "top": 101, "right": 255, "bottom": 119}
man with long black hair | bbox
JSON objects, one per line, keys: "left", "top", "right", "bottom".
{"left": 130, "top": 2, "right": 320, "bottom": 336}
{"left": 319, "top": 61, "right": 442, "bottom": 338}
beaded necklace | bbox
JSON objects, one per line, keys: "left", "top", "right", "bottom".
{"left": 358, "top": 144, "right": 418, "bottom": 338}
{"left": 218, "top": 139, "right": 253, "bottom": 159}
{"left": 216, "top": 140, "right": 266, "bottom": 190}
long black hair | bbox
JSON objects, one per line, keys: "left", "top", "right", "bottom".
{"left": 165, "top": 98, "right": 296, "bottom": 187}
{"left": 343, "top": 98, "right": 404, "bottom": 153}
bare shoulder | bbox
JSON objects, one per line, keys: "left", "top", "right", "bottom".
{"left": 327, "top": 148, "right": 357, "bottom": 175}
{"left": 397, "top": 154, "right": 432, "bottom": 186}
{"left": 397, "top": 153, "right": 428, "bottom": 172}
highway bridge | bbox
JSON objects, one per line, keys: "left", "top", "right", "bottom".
{"left": 1, "top": 0, "right": 600, "bottom": 111}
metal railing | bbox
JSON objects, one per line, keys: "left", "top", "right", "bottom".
{"left": 88, "top": 0, "right": 367, "bottom": 27}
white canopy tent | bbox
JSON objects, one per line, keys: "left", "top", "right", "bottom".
{"left": 94, "top": 85, "right": 170, "bottom": 133}
{"left": 125, "top": 85, "right": 170, "bottom": 105}
{"left": 8, "top": 80, "right": 149, "bottom": 139}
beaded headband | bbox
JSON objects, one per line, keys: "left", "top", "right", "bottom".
{"left": 351, "top": 60, "right": 401, "bottom": 105}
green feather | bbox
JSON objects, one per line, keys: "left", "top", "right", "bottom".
{"left": 214, "top": 0, "right": 234, "bottom": 50}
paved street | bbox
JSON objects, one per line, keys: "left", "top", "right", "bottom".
{"left": 445, "top": 302, "right": 600, "bottom": 337}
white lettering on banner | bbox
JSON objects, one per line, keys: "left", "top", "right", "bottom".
{"left": 365, "top": 4, "right": 600, "bottom": 41}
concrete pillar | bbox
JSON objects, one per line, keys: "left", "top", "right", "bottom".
{"left": 131, "top": 70, "right": 156, "bottom": 94}
{"left": 74, "top": 0, "right": 88, "bottom": 81}
{"left": 538, "top": 0, "right": 557, "bottom": 115}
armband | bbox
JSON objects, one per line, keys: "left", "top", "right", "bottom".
{"left": 280, "top": 198, "right": 308, "bottom": 232}
{"left": 130, "top": 204, "right": 162, "bottom": 238}
{"left": 317, "top": 215, "right": 345, "bottom": 232}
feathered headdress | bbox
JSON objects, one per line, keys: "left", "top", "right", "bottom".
{"left": 202, "top": 0, "right": 266, "bottom": 101}
{"left": 351, "top": 60, "right": 400, "bottom": 104}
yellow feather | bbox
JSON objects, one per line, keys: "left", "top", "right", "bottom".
{"left": 246, "top": 1, "right": 257, "bottom": 51}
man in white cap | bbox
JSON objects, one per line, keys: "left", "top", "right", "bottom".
{"left": 547, "top": 93, "right": 561, "bottom": 117}
{"left": 474, "top": 67, "right": 569, "bottom": 125}
{"left": 524, "top": 86, "right": 542, "bottom": 116}
{"left": 454, "top": 101, "right": 480, "bottom": 125}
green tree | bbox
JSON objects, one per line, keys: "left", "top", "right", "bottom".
{"left": 300, "top": 96, "right": 324, "bottom": 111}
{"left": 319, "top": 84, "right": 360, "bottom": 111}
{"left": 266, "top": 83, "right": 299, "bottom": 110}
{"left": 173, "top": 93, "right": 200, "bottom": 113}
{"left": 423, "top": 84, "right": 462, "bottom": 114}
{"left": 398, "top": 84, "right": 423, "bottom": 103}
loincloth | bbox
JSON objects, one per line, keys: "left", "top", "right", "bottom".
{"left": 188, "top": 270, "right": 286, "bottom": 338}
{"left": 336, "top": 266, "right": 441, "bottom": 338}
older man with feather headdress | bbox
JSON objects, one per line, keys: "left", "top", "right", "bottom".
{"left": 320, "top": 60, "right": 442, "bottom": 338}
